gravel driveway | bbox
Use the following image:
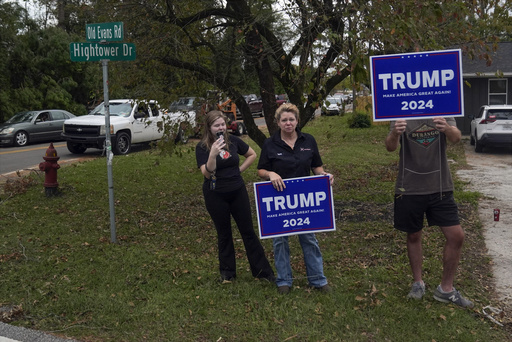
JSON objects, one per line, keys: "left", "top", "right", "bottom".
{"left": 456, "top": 138, "right": 512, "bottom": 307}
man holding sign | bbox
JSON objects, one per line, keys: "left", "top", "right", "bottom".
{"left": 375, "top": 49, "right": 472, "bottom": 308}
{"left": 257, "top": 103, "right": 333, "bottom": 295}
{"left": 386, "top": 117, "right": 473, "bottom": 308}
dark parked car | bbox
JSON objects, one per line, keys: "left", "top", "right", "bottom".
{"left": 243, "top": 94, "right": 263, "bottom": 118}
{"left": 0, "top": 110, "right": 76, "bottom": 147}
{"left": 242, "top": 94, "right": 288, "bottom": 119}
{"left": 169, "top": 97, "right": 204, "bottom": 113}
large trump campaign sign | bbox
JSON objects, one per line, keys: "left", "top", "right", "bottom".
{"left": 370, "top": 49, "right": 464, "bottom": 121}
{"left": 253, "top": 175, "right": 335, "bottom": 239}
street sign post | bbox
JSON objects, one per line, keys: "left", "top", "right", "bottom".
{"left": 69, "top": 22, "right": 136, "bottom": 243}
{"left": 86, "top": 22, "right": 124, "bottom": 42}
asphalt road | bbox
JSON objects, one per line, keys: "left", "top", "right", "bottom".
{"left": 0, "top": 117, "right": 268, "bottom": 179}
{"left": 0, "top": 322, "right": 78, "bottom": 342}
{"left": 0, "top": 141, "right": 102, "bottom": 177}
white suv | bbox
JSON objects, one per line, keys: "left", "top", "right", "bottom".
{"left": 470, "top": 105, "right": 512, "bottom": 152}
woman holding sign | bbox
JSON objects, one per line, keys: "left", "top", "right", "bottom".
{"left": 257, "top": 103, "right": 333, "bottom": 294}
{"left": 196, "top": 110, "right": 275, "bottom": 283}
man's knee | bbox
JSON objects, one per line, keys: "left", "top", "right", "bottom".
{"left": 407, "top": 231, "right": 422, "bottom": 244}
{"left": 442, "top": 225, "right": 465, "bottom": 246}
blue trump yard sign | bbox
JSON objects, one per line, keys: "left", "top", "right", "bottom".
{"left": 254, "top": 175, "right": 335, "bottom": 239}
{"left": 370, "top": 49, "right": 464, "bottom": 121}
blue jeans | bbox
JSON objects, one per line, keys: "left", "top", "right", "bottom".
{"left": 273, "top": 233, "right": 327, "bottom": 288}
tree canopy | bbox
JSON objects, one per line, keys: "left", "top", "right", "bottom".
{"left": 2, "top": 0, "right": 511, "bottom": 146}
{"left": 105, "top": 0, "right": 509, "bottom": 145}
{"left": 0, "top": 0, "right": 101, "bottom": 121}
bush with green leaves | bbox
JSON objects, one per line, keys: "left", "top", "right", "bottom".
{"left": 348, "top": 111, "right": 372, "bottom": 128}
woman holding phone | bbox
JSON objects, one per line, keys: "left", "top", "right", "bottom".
{"left": 195, "top": 110, "right": 275, "bottom": 283}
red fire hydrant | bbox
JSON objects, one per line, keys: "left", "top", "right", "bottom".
{"left": 39, "top": 143, "right": 60, "bottom": 197}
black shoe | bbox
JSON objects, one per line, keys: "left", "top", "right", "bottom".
{"left": 314, "top": 284, "right": 332, "bottom": 293}
{"left": 278, "top": 285, "right": 291, "bottom": 294}
{"left": 258, "top": 274, "right": 276, "bottom": 282}
{"left": 219, "top": 275, "right": 235, "bottom": 284}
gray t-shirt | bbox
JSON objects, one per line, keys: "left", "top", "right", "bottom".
{"left": 390, "top": 118, "right": 457, "bottom": 195}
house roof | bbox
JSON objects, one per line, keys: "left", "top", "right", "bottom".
{"left": 462, "top": 41, "right": 512, "bottom": 77}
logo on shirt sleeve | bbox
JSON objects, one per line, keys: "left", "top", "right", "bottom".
{"left": 408, "top": 123, "right": 440, "bottom": 148}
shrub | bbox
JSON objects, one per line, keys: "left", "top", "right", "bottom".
{"left": 348, "top": 111, "right": 372, "bottom": 128}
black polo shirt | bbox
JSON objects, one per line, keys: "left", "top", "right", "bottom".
{"left": 257, "top": 129, "right": 323, "bottom": 179}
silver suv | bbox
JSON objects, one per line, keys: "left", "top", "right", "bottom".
{"left": 470, "top": 105, "right": 512, "bottom": 152}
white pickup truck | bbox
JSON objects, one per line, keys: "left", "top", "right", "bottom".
{"left": 62, "top": 99, "right": 196, "bottom": 155}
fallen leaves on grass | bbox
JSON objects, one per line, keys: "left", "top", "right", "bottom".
{"left": 0, "top": 304, "right": 23, "bottom": 323}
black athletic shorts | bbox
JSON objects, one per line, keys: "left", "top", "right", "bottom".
{"left": 393, "top": 191, "right": 460, "bottom": 233}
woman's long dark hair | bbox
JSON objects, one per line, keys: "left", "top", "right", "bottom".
{"left": 199, "top": 110, "right": 231, "bottom": 150}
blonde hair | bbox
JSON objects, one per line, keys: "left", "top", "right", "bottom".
{"left": 200, "top": 110, "right": 231, "bottom": 150}
{"left": 275, "top": 103, "right": 300, "bottom": 124}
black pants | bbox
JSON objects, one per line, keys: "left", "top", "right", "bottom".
{"left": 202, "top": 183, "right": 274, "bottom": 279}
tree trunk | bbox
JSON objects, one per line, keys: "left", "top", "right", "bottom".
{"left": 246, "top": 26, "right": 279, "bottom": 142}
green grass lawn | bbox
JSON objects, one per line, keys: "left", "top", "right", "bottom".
{"left": 0, "top": 115, "right": 509, "bottom": 341}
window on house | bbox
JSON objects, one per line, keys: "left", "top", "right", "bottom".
{"left": 489, "top": 79, "right": 507, "bottom": 105}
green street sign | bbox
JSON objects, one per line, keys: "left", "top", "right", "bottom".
{"left": 70, "top": 42, "right": 136, "bottom": 62}
{"left": 86, "top": 22, "right": 124, "bottom": 42}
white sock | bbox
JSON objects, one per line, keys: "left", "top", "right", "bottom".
{"left": 437, "top": 285, "right": 454, "bottom": 293}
